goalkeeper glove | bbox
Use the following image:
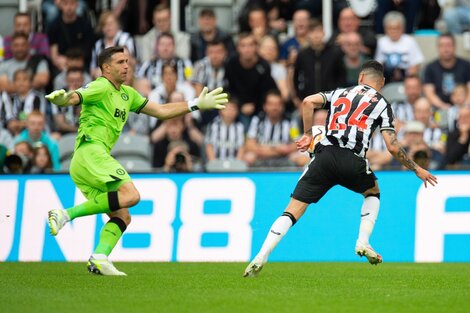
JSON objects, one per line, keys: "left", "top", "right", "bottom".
{"left": 188, "top": 87, "right": 228, "bottom": 111}
{"left": 45, "top": 89, "right": 75, "bottom": 107}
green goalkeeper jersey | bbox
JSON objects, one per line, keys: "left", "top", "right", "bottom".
{"left": 75, "top": 77, "right": 148, "bottom": 152}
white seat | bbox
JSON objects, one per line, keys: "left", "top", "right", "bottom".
{"left": 58, "top": 133, "right": 77, "bottom": 162}
{"left": 112, "top": 133, "right": 151, "bottom": 162}
{"left": 115, "top": 156, "right": 152, "bottom": 172}
{"left": 381, "top": 82, "right": 406, "bottom": 103}
{"left": 205, "top": 159, "right": 248, "bottom": 172}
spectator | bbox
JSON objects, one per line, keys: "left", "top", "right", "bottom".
{"left": 247, "top": 6, "right": 279, "bottom": 43}
{"left": 148, "top": 62, "right": 195, "bottom": 105}
{"left": 443, "top": 0, "right": 470, "bottom": 34}
{"left": 191, "top": 39, "right": 227, "bottom": 126}
{"left": 3, "top": 12, "right": 50, "bottom": 60}
{"left": 412, "top": 97, "right": 445, "bottom": 154}
{"left": 293, "top": 19, "right": 345, "bottom": 103}
{"left": 151, "top": 116, "right": 200, "bottom": 169}
{"left": 243, "top": 90, "right": 297, "bottom": 167}
{"left": 258, "top": 35, "right": 289, "bottom": 102}
{"left": 423, "top": 34, "right": 470, "bottom": 110}
{"left": 391, "top": 75, "right": 422, "bottom": 131}
{"left": 225, "top": 33, "right": 278, "bottom": 125}
{"left": 0, "top": 33, "right": 50, "bottom": 93}
{"left": 90, "top": 11, "right": 136, "bottom": 78}
{"left": 445, "top": 84, "right": 468, "bottom": 132}
{"left": 14, "top": 111, "right": 60, "bottom": 171}
{"left": 7, "top": 69, "right": 48, "bottom": 132}
{"left": 53, "top": 67, "right": 83, "bottom": 135}
{"left": 341, "top": 32, "right": 369, "bottom": 87}
{"left": 30, "top": 145, "right": 54, "bottom": 174}
{"left": 190, "top": 8, "right": 235, "bottom": 63}
{"left": 138, "top": 32, "right": 193, "bottom": 89}
{"left": 374, "top": 0, "right": 422, "bottom": 34}
{"left": 6, "top": 140, "right": 34, "bottom": 173}
{"left": 441, "top": 105, "right": 470, "bottom": 168}
{"left": 205, "top": 99, "right": 245, "bottom": 161}
{"left": 42, "top": 0, "right": 87, "bottom": 33}
{"left": 279, "top": 9, "right": 311, "bottom": 67}
{"left": 328, "top": 7, "right": 377, "bottom": 58}
{"left": 53, "top": 48, "right": 92, "bottom": 90}
{"left": 140, "top": 4, "right": 190, "bottom": 62}
{"left": 126, "top": 77, "right": 156, "bottom": 136}
{"left": 47, "top": 0, "right": 94, "bottom": 71}
{"left": 0, "top": 91, "right": 14, "bottom": 129}
{"left": 375, "top": 11, "right": 424, "bottom": 83}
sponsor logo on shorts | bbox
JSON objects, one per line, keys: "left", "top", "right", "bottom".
{"left": 121, "top": 93, "right": 129, "bottom": 101}
{"left": 116, "top": 168, "right": 125, "bottom": 175}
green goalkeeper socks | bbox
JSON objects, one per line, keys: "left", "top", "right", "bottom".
{"left": 66, "top": 191, "right": 119, "bottom": 220}
{"left": 94, "top": 217, "right": 127, "bottom": 256}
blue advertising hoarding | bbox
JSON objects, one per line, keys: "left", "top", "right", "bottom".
{"left": 1, "top": 171, "right": 469, "bottom": 262}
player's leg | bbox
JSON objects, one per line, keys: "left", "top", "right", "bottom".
{"left": 244, "top": 198, "right": 308, "bottom": 278}
{"left": 88, "top": 182, "right": 140, "bottom": 276}
{"left": 244, "top": 152, "right": 333, "bottom": 277}
{"left": 48, "top": 144, "right": 137, "bottom": 235}
{"left": 355, "top": 181, "right": 382, "bottom": 265}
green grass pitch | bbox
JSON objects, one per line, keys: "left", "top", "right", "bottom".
{"left": 1, "top": 262, "right": 469, "bottom": 313}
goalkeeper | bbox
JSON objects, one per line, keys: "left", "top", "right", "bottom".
{"left": 46, "top": 46, "right": 227, "bottom": 276}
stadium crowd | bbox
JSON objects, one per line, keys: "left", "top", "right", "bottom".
{"left": 0, "top": 0, "right": 469, "bottom": 174}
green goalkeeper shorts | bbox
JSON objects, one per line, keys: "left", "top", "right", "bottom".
{"left": 69, "top": 141, "right": 131, "bottom": 200}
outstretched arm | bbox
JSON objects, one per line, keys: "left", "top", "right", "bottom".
{"left": 141, "top": 87, "right": 228, "bottom": 120}
{"left": 45, "top": 89, "right": 81, "bottom": 107}
{"left": 382, "top": 129, "right": 438, "bottom": 187}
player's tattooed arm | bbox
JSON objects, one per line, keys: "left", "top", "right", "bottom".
{"left": 382, "top": 129, "right": 418, "bottom": 172}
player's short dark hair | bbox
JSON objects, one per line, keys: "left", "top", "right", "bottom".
{"left": 199, "top": 8, "right": 215, "bottom": 18}
{"left": 98, "top": 46, "right": 124, "bottom": 70}
{"left": 360, "top": 60, "right": 384, "bottom": 77}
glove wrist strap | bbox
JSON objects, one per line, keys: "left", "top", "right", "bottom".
{"left": 187, "top": 98, "right": 199, "bottom": 112}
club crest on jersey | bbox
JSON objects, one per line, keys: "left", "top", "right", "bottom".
{"left": 121, "top": 93, "right": 129, "bottom": 101}
{"left": 114, "top": 108, "right": 127, "bottom": 122}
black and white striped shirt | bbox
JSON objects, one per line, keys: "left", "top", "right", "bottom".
{"left": 205, "top": 116, "right": 245, "bottom": 159}
{"left": 91, "top": 31, "right": 136, "bottom": 70}
{"left": 247, "top": 114, "right": 292, "bottom": 145}
{"left": 11, "top": 91, "right": 46, "bottom": 119}
{"left": 191, "top": 57, "right": 225, "bottom": 90}
{"left": 391, "top": 100, "right": 414, "bottom": 122}
{"left": 0, "top": 91, "right": 14, "bottom": 128}
{"left": 319, "top": 84, "right": 395, "bottom": 158}
{"left": 137, "top": 57, "right": 192, "bottom": 89}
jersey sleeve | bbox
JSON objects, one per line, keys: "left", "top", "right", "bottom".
{"left": 379, "top": 102, "right": 395, "bottom": 132}
{"left": 75, "top": 80, "right": 105, "bottom": 105}
{"left": 128, "top": 86, "right": 149, "bottom": 114}
{"left": 319, "top": 90, "right": 336, "bottom": 109}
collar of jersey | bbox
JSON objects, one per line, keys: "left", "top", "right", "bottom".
{"left": 99, "top": 76, "right": 122, "bottom": 91}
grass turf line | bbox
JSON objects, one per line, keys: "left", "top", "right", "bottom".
{"left": 0, "top": 262, "right": 469, "bottom": 313}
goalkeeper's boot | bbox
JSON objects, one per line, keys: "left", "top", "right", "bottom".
{"left": 355, "top": 241, "right": 383, "bottom": 265}
{"left": 243, "top": 256, "right": 265, "bottom": 277}
{"left": 87, "top": 255, "right": 127, "bottom": 276}
{"left": 48, "top": 209, "right": 70, "bottom": 236}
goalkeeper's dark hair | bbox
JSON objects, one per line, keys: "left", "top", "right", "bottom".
{"left": 360, "top": 60, "right": 384, "bottom": 78}
{"left": 98, "top": 46, "right": 125, "bottom": 70}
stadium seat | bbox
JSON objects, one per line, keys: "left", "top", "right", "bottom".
{"left": 381, "top": 82, "right": 406, "bottom": 103}
{"left": 58, "top": 133, "right": 77, "bottom": 162}
{"left": 115, "top": 156, "right": 153, "bottom": 172}
{"left": 112, "top": 133, "right": 151, "bottom": 162}
{"left": 205, "top": 159, "right": 248, "bottom": 172}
